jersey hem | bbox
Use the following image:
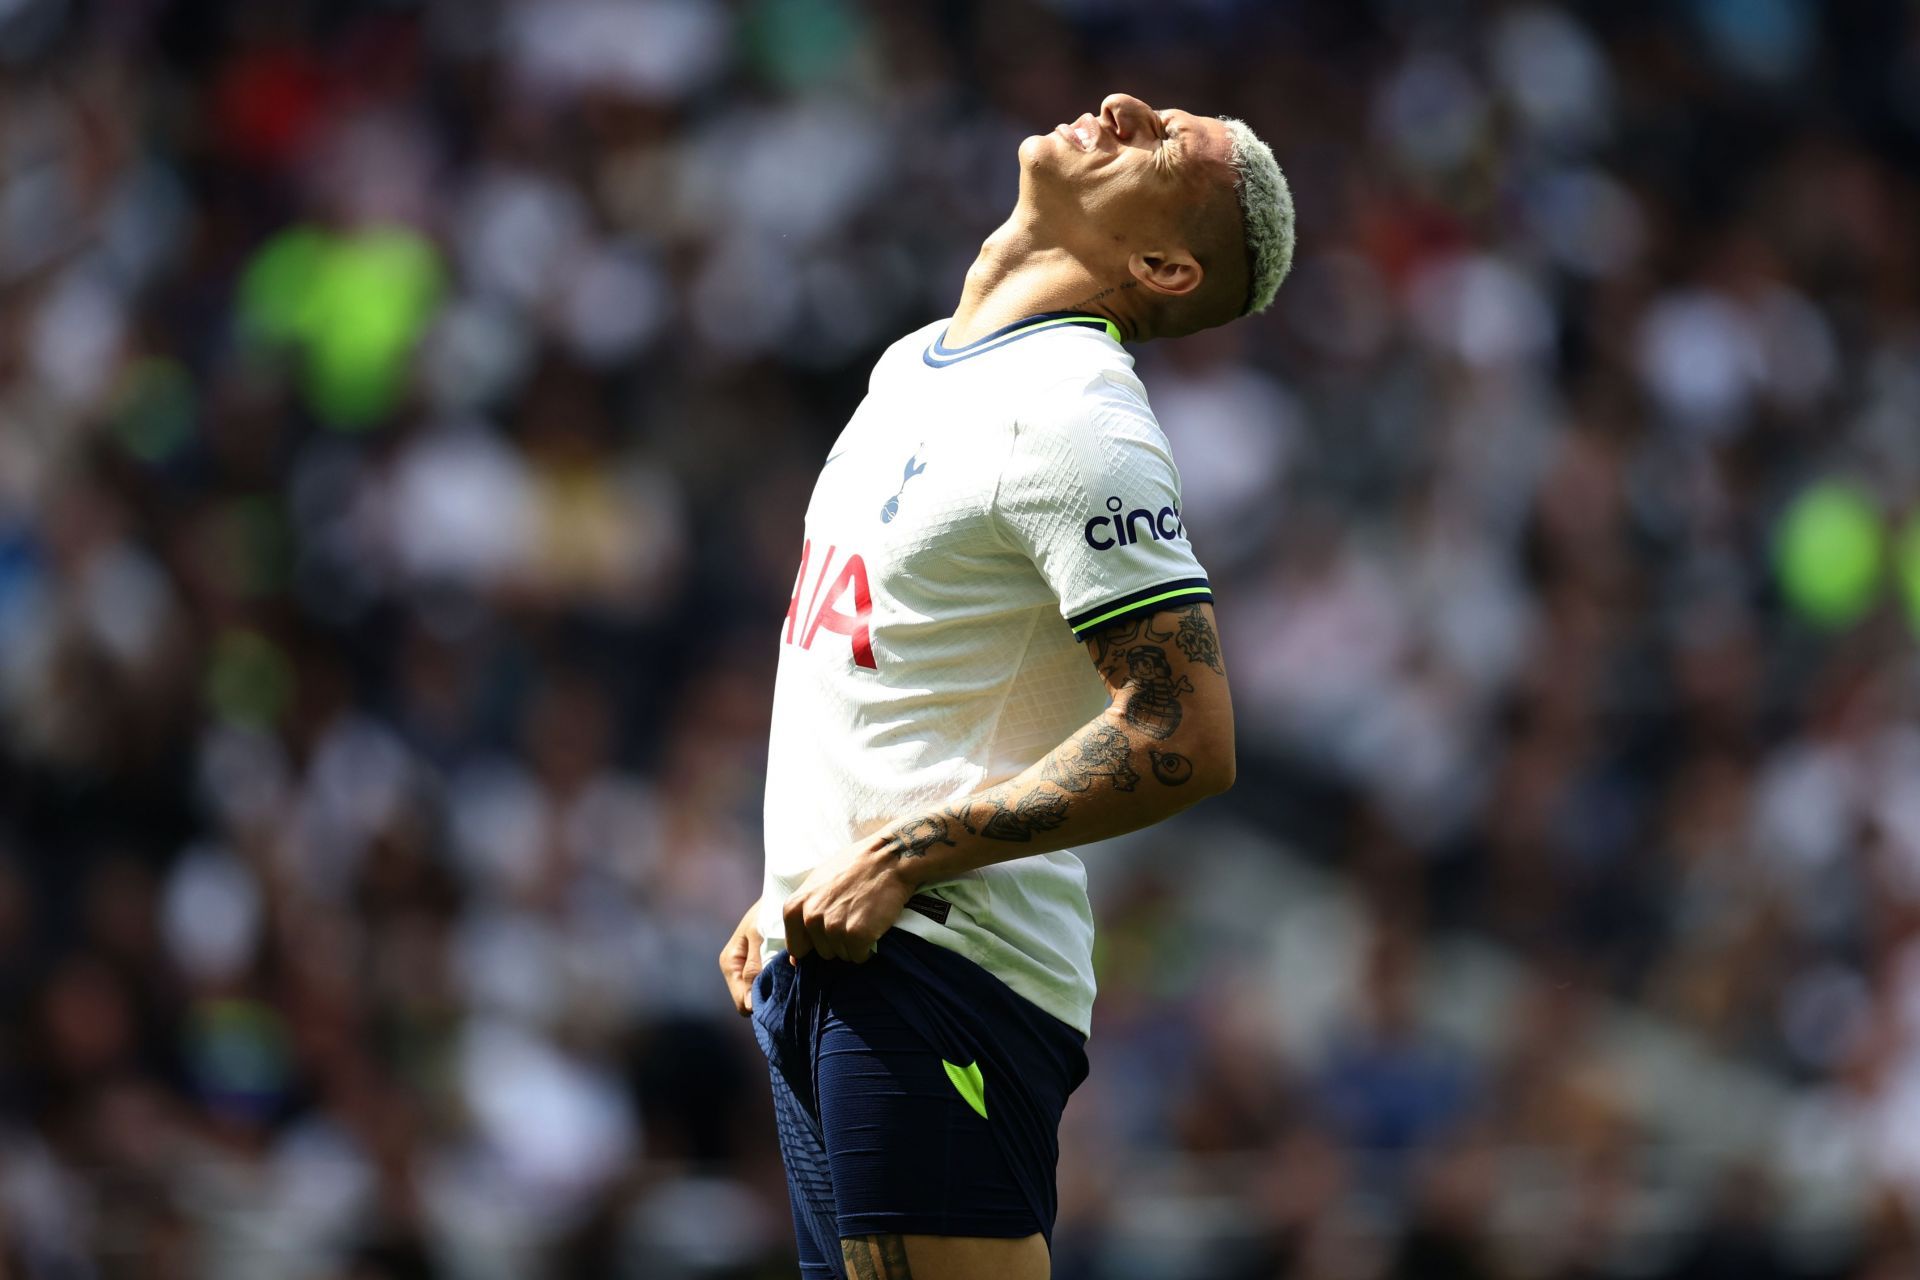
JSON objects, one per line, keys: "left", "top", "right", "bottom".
{"left": 1066, "top": 578, "right": 1214, "bottom": 637}
{"left": 890, "top": 910, "right": 1094, "bottom": 1036}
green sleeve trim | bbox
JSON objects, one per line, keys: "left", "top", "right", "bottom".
{"left": 1069, "top": 585, "right": 1214, "bottom": 637}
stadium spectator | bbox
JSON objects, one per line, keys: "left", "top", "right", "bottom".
{"left": 4, "top": 0, "right": 1920, "bottom": 1275}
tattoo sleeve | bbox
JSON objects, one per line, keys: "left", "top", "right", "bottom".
{"left": 1172, "top": 603, "right": 1225, "bottom": 675}
{"left": 1149, "top": 749, "right": 1193, "bottom": 785}
{"left": 867, "top": 604, "right": 1228, "bottom": 867}
{"left": 950, "top": 788, "right": 1071, "bottom": 842}
{"left": 878, "top": 814, "right": 957, "bottom": 859}
{"left": 1041, "top": 723, "right": 1140, "bottom": 793}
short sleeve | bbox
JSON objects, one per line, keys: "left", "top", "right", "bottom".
{"left": 993, "top": 372, "right": 1213, "bottom": 639}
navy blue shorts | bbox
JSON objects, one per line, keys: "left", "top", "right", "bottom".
{"left": 752, "top": 929, "right": 1088, "bottom": 1279}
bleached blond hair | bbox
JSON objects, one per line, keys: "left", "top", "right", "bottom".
{"left": 1219, "top": 117, "right": 1294, "bottom": 314}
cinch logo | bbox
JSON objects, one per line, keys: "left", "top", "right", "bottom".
{"left": 1085, "top": 496, "right": 1183, "bottom": 550}
{"left": 784, "top": 539, "right": 876, "bottom": 669}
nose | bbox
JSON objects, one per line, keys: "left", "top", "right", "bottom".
{"left": 1100, "top": 93, "right": 1160, "bottom": 143}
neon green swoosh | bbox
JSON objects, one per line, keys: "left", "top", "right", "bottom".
{"left": 942, "top": 1059, "right": 987, "bottom": 1119}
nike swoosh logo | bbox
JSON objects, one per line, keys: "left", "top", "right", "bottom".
{"left": 943, "top": 1059, "right": 987, "bottom": 1119}
{"left": 822, "top": 450, "right": 849, "bottom": 468}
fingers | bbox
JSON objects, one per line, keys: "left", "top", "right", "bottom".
{"left": 806, "top": 917, "right": 841, "bottom": 961}
{"left": 821, "top": 914, "right": 879, "bottom": 962}
{"left": 731, "top": 952, "right": 762, "bottom": 1015}
{"left": 718, "top": 951, "right": 752, "bottom": 1016}
{"left": 789, "top": 898, "right": 838, "bottom": 962}
{"left": 719, "top": 911, "right": 768, "bottom": 1015}
{"left": 783, "top": 895, "right": 880, "bottom": 964}
{"left": 836, "top": 904, "right": 881, "bottom": 962}
{"left": 783, "top": 898, "right": 813, "bottom": 960}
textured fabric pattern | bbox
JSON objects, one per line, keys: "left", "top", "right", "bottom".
{"left": 759, "top": 317, "right": 1211, "bottom": 1034}
{"left": 993, "top": 364, "right": 1212, "bottom": 626}
{"left": 766, "top": 1056, "right": 845, "bottom": 1278}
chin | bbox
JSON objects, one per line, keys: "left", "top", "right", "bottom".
{"left": 1016, "top": 132, "right": 1052, "bottom": 171}
{"left": 1018, "top": 133, "right": 1082, "bottom": 189}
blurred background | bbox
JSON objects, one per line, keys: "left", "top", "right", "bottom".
{"left": 4, "top": 0, "right": 1920, "bottom": 1276}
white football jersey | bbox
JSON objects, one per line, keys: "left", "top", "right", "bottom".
{"left": 759, "top": 312, "right": 1212, "bottom": 1035}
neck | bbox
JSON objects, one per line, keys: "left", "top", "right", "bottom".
{"left": 946, "top": 213, "right": 1135, "bottom": 346}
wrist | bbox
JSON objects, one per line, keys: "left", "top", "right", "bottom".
{"left": 864, "top": 829, "right": 932, "bottom": 890}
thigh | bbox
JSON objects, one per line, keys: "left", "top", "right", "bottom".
{"left": 814, "top": 961, "right": 1040, "bottom": 1242}
{"left": 755, "top": 957, "right": 844, "bottom": 1276}
{"left": 842, "top": 1231, "right": 1051, "bottom": 1280}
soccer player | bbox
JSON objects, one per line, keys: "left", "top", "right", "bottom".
{"left": 718, "top": 93, "right": 1293, "bottom": 1280}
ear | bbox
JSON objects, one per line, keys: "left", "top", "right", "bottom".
{"left": 1126, "top": 248, "right": 1203, "bottom": 299}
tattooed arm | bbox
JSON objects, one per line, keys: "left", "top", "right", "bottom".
{"left": 781, "top": 602, "right": 1233, "bottom": 963}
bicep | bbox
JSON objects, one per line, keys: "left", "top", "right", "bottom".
{"left": 1082, "top": 602, "right": 1233, "bottom": 758}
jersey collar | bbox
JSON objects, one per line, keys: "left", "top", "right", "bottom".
{"left": 923, "top": 311, "right": 1123, "bottom": 368}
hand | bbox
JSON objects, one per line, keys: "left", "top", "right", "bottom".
{"left": 717, "top": 899, "right": 765, "bottom": 1016}
{"left": 782, "top": 836, "right": 920, "bottom": 964}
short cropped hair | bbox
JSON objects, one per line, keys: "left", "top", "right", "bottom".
{"left": 1218, "top": 117, "right": 1294, "bottom": 314}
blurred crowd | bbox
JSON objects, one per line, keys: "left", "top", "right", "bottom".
{"left": 3, "top": 0, "right": 1920, "bottom": 1276}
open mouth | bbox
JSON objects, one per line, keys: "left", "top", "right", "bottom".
{"left": 1053, "top": 121, "right": 1097, "bottom": 152}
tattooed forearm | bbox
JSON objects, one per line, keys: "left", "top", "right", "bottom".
{"left": 880, "top": 814, "right": 958, "bottom": 858}
{"left": 1149, "top": 749, "right": 1193, "bottom": 785}
{"left": 980, "top": 799, "right": 1032, "bottom": 841}
{"left": 923, "top": 720, "right": 1142, "bottom": 851}
{"left": 959, "top": 789, "right": 1070, "bottom": 842}
{"left": 867, "top": 606, "right": 1228, "bottom": 872}
{"left": 1042, "top": 723, "right": 1140, "bottom": 793}
{"left": 1172, "top": 604, "right": 1225, "bottom": 674}
{"left": 843, "top": 1234, "right": 913, "bottom": 1279}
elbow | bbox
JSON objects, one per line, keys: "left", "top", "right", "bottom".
{"left": 1190, "top": 735, "right": 1236, "bottom": 798}
{"left": 1200, "top": 753, "right": 1236, "bottom": 798}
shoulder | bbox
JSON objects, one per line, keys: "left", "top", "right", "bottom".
{"left": 1015, "top": 337, "right": 1162, "bottom": 450}
{"left": 867, "top": 318, "right": 951, "bottom": 388}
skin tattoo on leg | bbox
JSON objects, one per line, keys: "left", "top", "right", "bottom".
{"left": 842, "top": 1235, "right": 914, "bottom": 1279}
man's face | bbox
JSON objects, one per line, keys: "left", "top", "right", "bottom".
{"left": 1019, "top": 93, "right": 1236, "bottom": 250}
